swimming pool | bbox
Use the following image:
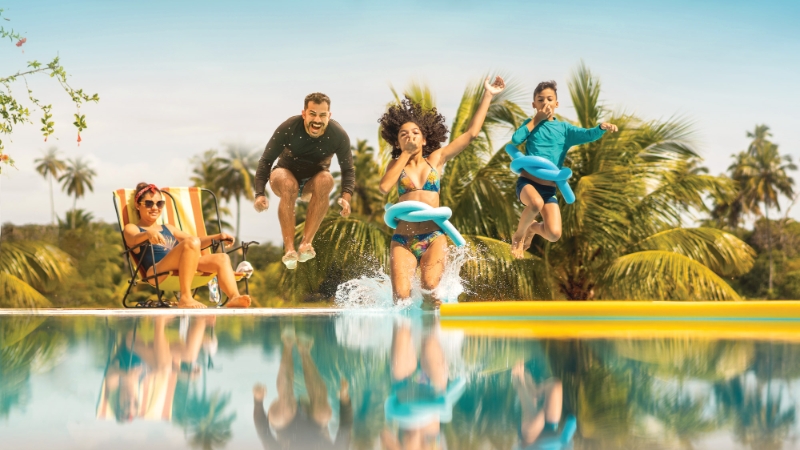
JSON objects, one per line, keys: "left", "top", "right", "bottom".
{"left": 1, "top": 311, "right": 798, "bottom": 449}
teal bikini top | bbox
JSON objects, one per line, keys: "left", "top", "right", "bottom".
{"left": 398, "top": 159, "right": 440, "bottom": 195}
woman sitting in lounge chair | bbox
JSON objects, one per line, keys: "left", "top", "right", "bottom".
{"left": 122, "top": 182, "right": 251, "bottom": 308}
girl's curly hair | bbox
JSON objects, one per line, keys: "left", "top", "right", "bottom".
{"left": 378, "top": 96, "right": 449, "bottom": 159}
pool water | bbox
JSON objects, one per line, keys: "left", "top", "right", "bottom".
{"left": 1, "top": 312, "right": 799, "bottom": 449}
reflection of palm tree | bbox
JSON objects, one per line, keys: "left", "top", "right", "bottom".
{"left": 58, "top": 157, "right": 96, "bottom": 230}
{"left": 0, "top": 240, "right": 73, "bottom": 307}
{"left": 651, "top": 388, "right": 716, "bottom": 449}
{"left": 715, "top": 376, "right": 796, "bottom": 450}
{"left": 33, "top": 147, "right": 66, "bottom": 225}
{"left": 0, "top": 316, "right": 65, "bottom": 419}
{"left": 173, "top": 360, "right": 236, "bottom": 450}
{"left": 218, "top": 145, "right": 259, "bottom": 243}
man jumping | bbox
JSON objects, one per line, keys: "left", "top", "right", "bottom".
{"left": 253, "top": 93, "right": 354, "bottom": 269}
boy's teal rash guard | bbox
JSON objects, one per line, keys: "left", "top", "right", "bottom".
{"left": 511, "top": 117, "right": 605, "bottom": 168}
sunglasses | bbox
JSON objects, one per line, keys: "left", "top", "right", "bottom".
{"left": 139, "top": 200, "right": 166, "bottom": 209}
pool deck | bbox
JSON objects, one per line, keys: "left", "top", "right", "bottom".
{"left": 0, "top": 307, "right": 345, "bottom": 316}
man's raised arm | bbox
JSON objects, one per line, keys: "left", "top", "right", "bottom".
{"left": 254, "top": 121, "right": 291, "bottom": 199}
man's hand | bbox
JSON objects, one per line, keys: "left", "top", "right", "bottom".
{"left": 600, "top": 122, "right": 618, "bottom": 132}
{"left": 254, "top": 196, "right": 269, "bottom": 213}
{"left": 338, "top": 196, "right": 351, "bottom": 218}
{"left": 484, "top": 75, "right": 506, "bottom": 96}
{"left": 253, "top": 383, "right": 266, "bottom": 402}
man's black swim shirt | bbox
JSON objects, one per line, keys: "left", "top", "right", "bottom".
{"left": 254, "top": 115, "right": 355, "bottom": 198}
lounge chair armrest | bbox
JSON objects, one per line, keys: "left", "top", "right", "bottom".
{"left": 224, "top": 240, "right": 260, "bottom": 255}
{"left": 121, "top": 241, "right": 150, "bottom": 256}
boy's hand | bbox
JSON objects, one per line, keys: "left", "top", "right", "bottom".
{"left": 534, "top": 104, "right": 553, "bottom": 123}
{"left": 600, "top": 123, "right": 618, "bottom": 132}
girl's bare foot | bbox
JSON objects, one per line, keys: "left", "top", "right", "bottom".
{"left": 177, "top": 295, "right": 206, "bottom": 309}
{"left": 225, "top": 295, "right": 251, "bottom": 308}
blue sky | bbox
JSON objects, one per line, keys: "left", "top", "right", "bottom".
{"left": 2, "top": 0, "right": 799, "bottom": 243}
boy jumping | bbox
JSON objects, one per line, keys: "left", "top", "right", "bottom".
{"left": 510, "top": 81, "right": 617, "bottom": 258}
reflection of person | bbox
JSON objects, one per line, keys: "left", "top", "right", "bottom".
{"left": 511, "top": 360, "right": 566, "bottom": 450}
{"left": 378, "top": 77, "right": 505, "bottom": 307}
{"left": 253, "top": 328, "right": 352, "bottom": 449}
{"left": 253, "top": 93, "right": 354, "bottom": 269}
{"left": 97, "top": 316, "right": 215, "bottom": 422}
{"left": 381, "top": 318, "right": 462, "bottom": 449}
{"left": 122, "top": 182, "right": 251, "bottom": 308}
{"left": 510, "top": 81, "right": 618, "bottom": 258}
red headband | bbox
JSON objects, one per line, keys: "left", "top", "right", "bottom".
{"left": 134, "top": 184, "right": 160, "bottom": 203}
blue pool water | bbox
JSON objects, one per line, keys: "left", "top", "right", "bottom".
{"left": 1, "top": 312, "right": 799, "bottom": 449}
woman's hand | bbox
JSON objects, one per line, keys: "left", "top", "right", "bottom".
{"left": 145, "top": 228, "right": 166, "bottom": 246}
{"left": 218, "top": 233, "right": 234, "bottom": 243}
{"left": 484, "top": 75, "right": 506, "bottom": 96}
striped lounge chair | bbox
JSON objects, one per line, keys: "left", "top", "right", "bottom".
{"left": 113, "top": 187, "right": 257, "bottom": 308}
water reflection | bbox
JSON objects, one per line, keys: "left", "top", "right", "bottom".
{"left": 0, "top": 313, "right": 799, "bottom": 449}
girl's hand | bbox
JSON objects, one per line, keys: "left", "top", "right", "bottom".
{"left": 484, "top": 75, "right": 506, "bottom": 96}
{"left": 146, "top": 228, "right": 166, "bottom": 246}
{"left": 600, "top": 122, "right": 618, "bottom": 132}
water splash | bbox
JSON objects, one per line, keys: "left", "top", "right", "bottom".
{"left": 334, "top": 244, "right": 474, "bottom": 309}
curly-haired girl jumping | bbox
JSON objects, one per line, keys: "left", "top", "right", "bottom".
{"left": 378, "top": 76, "right": 505, "bottom": 308}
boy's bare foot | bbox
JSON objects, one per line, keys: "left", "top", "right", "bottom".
{"left": 225, "top": 295, "right": 251, "bottom": 308}
{"left": 281, "top": 326, "right": 296, "bottom": 347}
{"left": 177, "top": 296, "right": 207, "bottom": 309}
{"left": 522, "top": 222, "right": 539, "bottom": 250}
{"left": 511, "top": 229, "right": 527, "bottom": 259}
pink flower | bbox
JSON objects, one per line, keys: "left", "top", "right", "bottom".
{"left": 15, "top": 37, "right": 26, "bottom": 47}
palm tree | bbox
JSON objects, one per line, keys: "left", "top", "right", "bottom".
{"left": 747, "top": 125, "right": 772, "bottom": 156}
{"left": 190, "top": 149, "right": 233, "bottom": 233}
{"left": 58, "top": 157, "right": 96, "bottom": 230}
{"left": 332, "top": 139, "right": 385, "bottom": 220}
{"left": 0, "top": 240, "right": 74, "bottom": 308}
{"left": 217, "top": 145, "right": 259, "bottom": 243}
{"left": 737, "top": 142, "right": 796, "bottom": 294}
{"left": 33, "top": 147, "right": 66, "bottom": 225}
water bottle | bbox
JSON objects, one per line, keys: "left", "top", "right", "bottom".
{"left": 208, "top": 276, "right": 220, "bottom": 304}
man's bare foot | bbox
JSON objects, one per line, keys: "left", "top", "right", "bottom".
{"left": 177, "top": 296, "right": 207, "bottom": 309}
{"left": 282, "top": 251, "right": 299, "bottom": 269}
{"left": 225, "top": 295, "right": 251, "bottom": 308}
{"left": 298, "top": 243, "right": 316, "bottom": 262}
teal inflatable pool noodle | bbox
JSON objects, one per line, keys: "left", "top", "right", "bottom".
{"left": 384, "top": 201, "right": 466, "bottom": 247}
{"left": 504, "top": 144, "right": 576, "bottom": 204}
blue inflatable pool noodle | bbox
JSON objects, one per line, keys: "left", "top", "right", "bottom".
{"left": 384, "top": 201, "right": 466, "bottom": 247}
{"left": 505, "top": 144, "right": 576, "bottom": 204}
{"left": 384, "top": 377, "right": 467, "bottom": 429}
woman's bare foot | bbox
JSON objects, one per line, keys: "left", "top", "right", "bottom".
{"left": 225, "top": 295, "right": 251, "bottom": 308}
{"left": 177, "top": 295, "right": 206, "bottom": 309}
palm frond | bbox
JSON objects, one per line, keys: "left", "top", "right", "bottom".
{"left": 0, "top": 241, "right": 74, "bottom": 289}
{"left": 0, "top": 273, "right": 52, "bottom": 308}
{"left": 634, "top": 228, "right": 755, "bottom": 277}
{"left": 462, "top": 236, "right": 551, "bottom": 300}
{"left": 568, "top": 61, "right": 604, "bottom": 128}
{"left": 599, "top": 251, "right": 742, "bottom": 300}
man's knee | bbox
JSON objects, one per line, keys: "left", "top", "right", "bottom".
{"left": 271, "top": 171, "right": 299, "bottom": 198}
{"left": 312, "top": 172, "right": 335, "bottom": 194}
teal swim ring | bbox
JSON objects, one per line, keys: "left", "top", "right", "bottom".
{"left": 505, "top": 144, "right": 576, "bottom": 204}
{"left": 384, "top": 201, "right": 466, "bottom": 247}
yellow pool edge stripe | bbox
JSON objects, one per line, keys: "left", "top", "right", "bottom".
{"left": 440, "top": 320, "right": 800, "bottom": 342}
{"left": 439, "top": 301, "right": 800, "bottom": 319}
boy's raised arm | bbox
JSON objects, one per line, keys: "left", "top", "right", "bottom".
{"left": 565, "top": 122, "right": 610, "bottom": 147}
